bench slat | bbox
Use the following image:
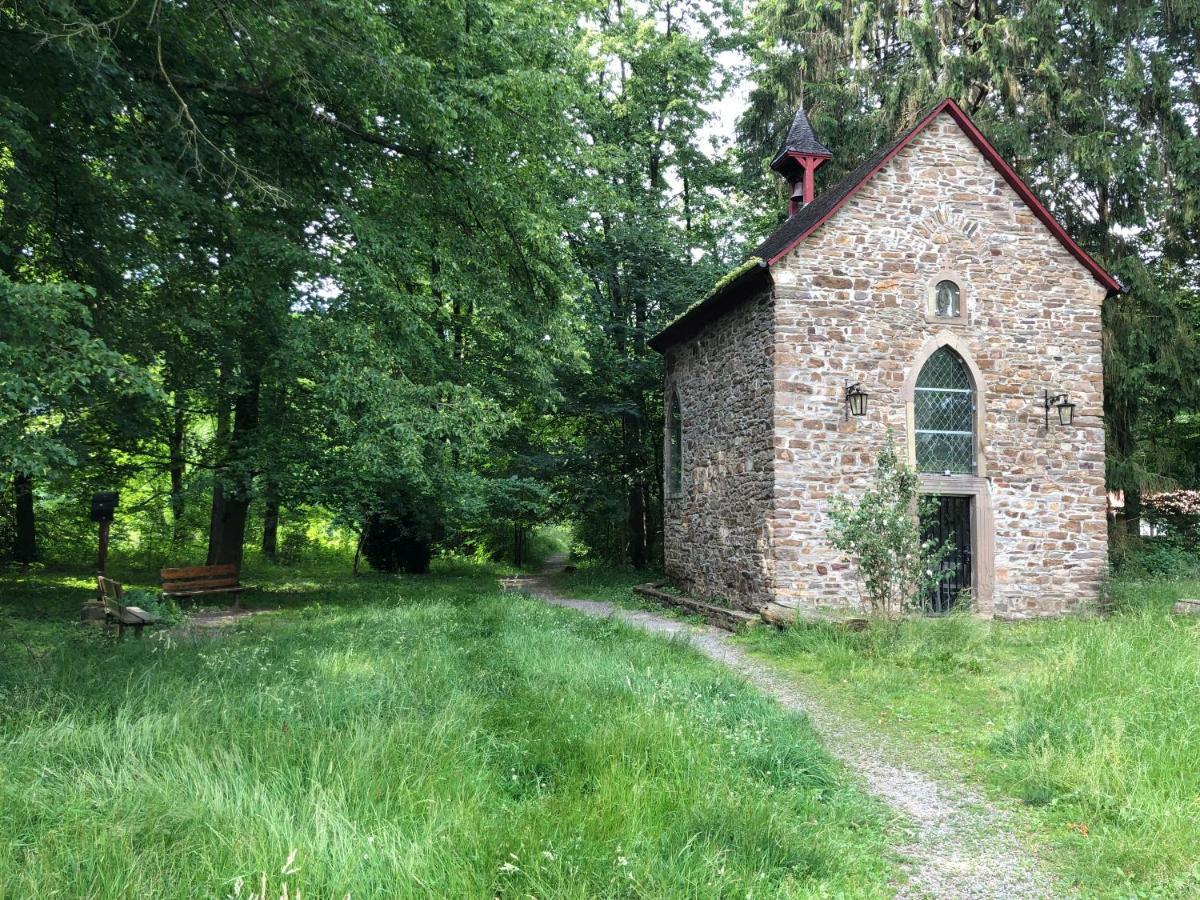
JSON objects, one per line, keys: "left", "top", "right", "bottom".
{"left": 161, "top": 577, "right": 241, "bottom": 591}
{"left": 161, "top": 564, "right": 239, "bottom": 580}
{"left": 118, "top": 606, "right": 162, "bottom": 625}
{"left": 163, "top": 587, "right": 244, "bottom": 597}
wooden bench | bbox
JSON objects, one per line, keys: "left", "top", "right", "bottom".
{"left": 161, "top": 564, "right": 243, "bottom": 604}
{"left": 97, "top": 576, "right": 162, "bottom": 637}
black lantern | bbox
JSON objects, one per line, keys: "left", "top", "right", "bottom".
{"left": 845, "top": 382, "right": 869, "bottom": 419}
{"left": 1044, "top": 391, "right": 1075, "bottom": 429}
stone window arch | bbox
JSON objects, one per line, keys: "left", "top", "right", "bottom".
{"left": 666, "top": 390, "right": 683, "bottom": 496}
{"left": 914, "top": 347, "right": 975, "bottom": 474}
{"left": 902, "top": 333, "right": 987, "bottom": 476}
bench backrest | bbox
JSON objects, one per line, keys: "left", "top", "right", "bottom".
{"left": 160, "top": 563, "right": 241, "bottom": 593}
{"left": 97, "top": 575, "right": 124, "bottom": 616}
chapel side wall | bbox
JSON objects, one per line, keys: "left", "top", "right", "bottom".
{"left": 663, "top": 290, "right": 775, "bottom": 610}
{"left": 771, "top": 115, "right": 1108, "bottom": 618}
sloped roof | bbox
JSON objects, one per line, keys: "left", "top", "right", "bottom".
{"left": 650, "top": 98, "right": 1124, "bottom": 353}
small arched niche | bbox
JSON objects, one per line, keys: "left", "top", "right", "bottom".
{"left": 925, "top": 271, "right": 971, "bottom": 325}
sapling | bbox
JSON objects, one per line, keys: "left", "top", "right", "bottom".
{"left": 827, "top": 432, "right": 951, "bottom": 616}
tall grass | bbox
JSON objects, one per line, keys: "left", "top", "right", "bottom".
{"left": 0, "top": 562, "right": 895, "bottom": 897}
{"left": 740, "top": 575, "right": 1200, "bottom": 895}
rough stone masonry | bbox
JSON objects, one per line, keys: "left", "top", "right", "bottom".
{"left": 656, "top": 102, "right": 1114, "bottom": 619}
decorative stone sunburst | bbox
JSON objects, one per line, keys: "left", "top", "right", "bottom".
{"left": 912, "top": 208, "right": 983, "bottom": 247}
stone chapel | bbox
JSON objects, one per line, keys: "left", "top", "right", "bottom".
{"left": 650, "top": 98, "right": 1121, "bottom": 618}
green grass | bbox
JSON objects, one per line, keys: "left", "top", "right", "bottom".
{"left": 550, "top": 560, "right": 717, "bottom": 622}
{"left": 735, "top": 576, "right": 1200, "bottom": 897}
{"left": 549, "top": 561, "right": 659, "bottom": 602}
{"left": 0, "top": 560, "right": 896, "bottom": 897}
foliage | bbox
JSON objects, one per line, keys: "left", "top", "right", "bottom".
{"left": 0, "top": 0, "right": 589, "bottom": 570}
{"left": 1109, "top": 533, "right": 1200, "bottom": 580}
{"left": 0, "top": 560, "right": 896, "bottom": 896}
{"left": 0, "top": 275, "right": 154, "bottom": 479}
{"left": 740, "top": 0, "right": 1200, "bottom": 531}
{"left": 739, "top": 572, "right": 1200, "bottom": 896}
{"left": 552, "top": 0, "right": 750, "bottom": 567}
{"left": 120, "top": 586, "right": 185, "bottom": 626}
{"left": 1143, "top": 490, "right": 1200, "bottom": 541}
{"left": 827, "top": 433, "right": 948, "bottom": 615}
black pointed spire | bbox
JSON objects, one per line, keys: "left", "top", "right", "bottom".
{"left": 771, "top": 105, "right": 832, "bottom": 168}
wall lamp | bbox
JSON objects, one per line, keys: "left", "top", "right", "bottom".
{"left": 1044, "top": 390, "right": 1076, "bottom": 429}
{"left": 845, "top": 381, "right": 869, "bottom": 420}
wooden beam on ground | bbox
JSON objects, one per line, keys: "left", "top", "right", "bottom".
{"left": 760, "top": 601, "right": 869, "bottom": 631}
{"left": 632, "top": 584, "right": 758, "bottom": 632}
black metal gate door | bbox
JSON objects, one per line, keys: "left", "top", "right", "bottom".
{"left": 923, "top": 495, "right": 973, "bottom": 614}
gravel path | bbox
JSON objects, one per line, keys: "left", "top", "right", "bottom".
{"left": 505, "top": 559, "right": 1059, "bottom": 899}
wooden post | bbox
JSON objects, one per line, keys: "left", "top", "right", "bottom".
{"left": 96, "top": 519, "right": 111, "bottom": 578}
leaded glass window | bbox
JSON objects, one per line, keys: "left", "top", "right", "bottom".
{"left": 668, "top": 392, "right": 683, "bottom": 494}
{"left": 914, "top": 348, "right": 975, "bottom": 474}
{"left": 935, "top": 280, "right": 961, "bottom": 317}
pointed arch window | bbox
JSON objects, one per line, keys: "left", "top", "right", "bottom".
{"left": 914, "top": 347, "right": 975, "bottom": 474}
{"left": 667, "top": 391, "right": 683, "bottom": 495}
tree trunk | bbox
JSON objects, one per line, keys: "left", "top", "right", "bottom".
{"left": 209, "top": 493, "right": 251, "bottom": 569}
{"left": 1123, "top": 487, "right": 1142, "bottom": 538}
{"left": 168, "top": 394, "right": 186, "bottom": 544}
{"left": 642, "top": 477, "right": 658, "bottom": 565}
{"left": 513, "top": 525, "right": 525, "bottom": 568}
{"left": 206, "top": 378, "right": 259, "bottom": 569}
{"left": 13, "top": 473, "right": 36, "bottom": 564}
{"left": 623, "top": 411, "right": 647, "bottom": 568}
{"left": 205, "top": 387, "right": 232, "bottom": 566}
{"left": 627, "top": 476, "right": 647, "bottom": 567}
{"left": 262, "top": 496, "right": 279, "bottom": 560}
{"left": 626, "top": 287, "right": 650, "bottom": 569}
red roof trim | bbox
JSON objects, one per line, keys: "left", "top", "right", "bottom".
{"left": 766, "top": 98, "right": 1123, "bottom": 295}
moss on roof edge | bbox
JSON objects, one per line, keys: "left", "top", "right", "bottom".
{"left": 659, "top": 256, "right": 765, "bottom": 334}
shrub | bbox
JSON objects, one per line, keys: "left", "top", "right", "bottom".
{"left": 827, "top": 432, "right": 949, "bottom": 616}
{"left": 121, "top": 587, "right": 184, "bottom": 625}
{"left": 361, "top": 484, "right": 445, "bottom": 574}
{"left": 1110, "top": 533, "right": 1200, "bottom": 579}
{"left": 1143, "top": 489, "right": 1200, "bottom": 542}
{"left": 277, "top": 529, "right": 311, "bottom": 566}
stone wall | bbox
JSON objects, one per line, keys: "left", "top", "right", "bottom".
{"left": 770, "top": 113, "right": 1108, "bottom": 618}
{"left": 663, "top": 290, "right": 776, "bottom": 610}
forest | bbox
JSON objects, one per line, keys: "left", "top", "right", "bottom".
{"left": 3, "top": 0, "right": 1200, "bottom": 574}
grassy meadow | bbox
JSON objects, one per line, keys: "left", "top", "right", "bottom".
{"left": 0, "top": 559, "right": 896, "bottom": 898}
{"left": 551, "top": 560, "right": 1200, "bottom": 896}
{"left": 734, "top": 576, "right": 1200, "bottom": 897}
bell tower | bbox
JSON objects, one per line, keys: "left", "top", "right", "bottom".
{"left": 770, "top": 105, "right": 832, "bottom": 216}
